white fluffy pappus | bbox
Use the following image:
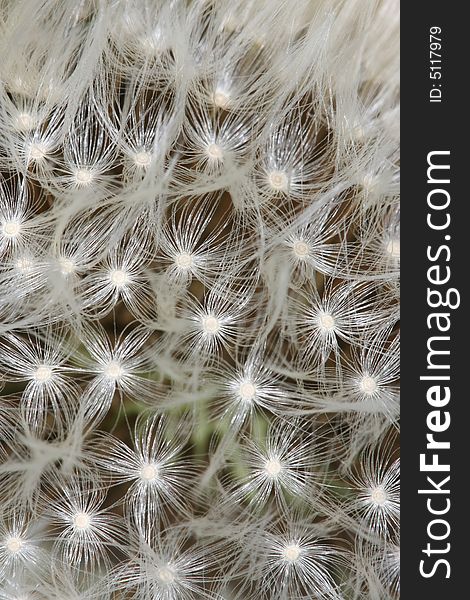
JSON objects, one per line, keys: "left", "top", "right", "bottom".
{"left": 87, "top": 412, "right": 197, "bottom": 536}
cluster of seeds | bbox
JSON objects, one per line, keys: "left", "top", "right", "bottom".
{"left": 0, "top": 1, "right": 399, "bottom": 598}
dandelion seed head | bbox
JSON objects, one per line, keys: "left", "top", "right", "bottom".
{"left": 0, "top": 3, "right": 400, "bottom": 595}
{"left": 201, "top": 315, "right": 220, "bottom": 335}
{"left": 34, "top": 365, "right": 53, "bottom": 382}
{"left": 73, "top": 512, "right": 91, "bottom": 530}
{"left": 267, "top": 170, "right": 289, "bottom": 192}
{"left": 282, "top": 543, "right": 301, "bottom": 563}
{"left": 2, "top": 220, "right": 21, "bottom": 238}
{"left": 109, "top": 269, "right": 129, "bottom": 287}
{"left": 5, "top": 536, "right": 24, "bottom": 554}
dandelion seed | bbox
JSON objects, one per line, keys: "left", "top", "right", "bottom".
{"left": 225, "top": 419, "right": 324, "bottom": 513}
{"left": 267, "top": 170, "right": 289, "bottom": 192}
{"left": 108, "top": 268, "right": 129, "bottom": 288}
{"left": 133, "top": 150, "right": 152, "bottom": 168}
{"left": 201, "top": 314, "right": 221, "bottom": 335}
{"left": 317, "top": 311, "right": 336, "bottom": 332}
{"left": 0, "top": 328, "right": 78, "bottom": 433}
{"left": 282, "top": 543, "right": 301, "bottom": 562}
{"left": 5, "top": 536, "right": 24, "bottom": 554}
{"left": 26, "top": 139, "right": 53, "bottom": 164}
{"left": 33, "top": 365, "right": 53, "bottom": 382}
{"left": 359, "top": 375, "right": 378, "bottom": 395}
{"left": 156, "top": 565, "right": 176, "bottom": 584}
{"left": 140, "top": 463, "right": 159, "bottom": 482}
{"left": 88, "top": 414, "right": 194, "bottom": 534}
{"left": 103, "top": 360, "right": 124, "bottom": 380}
{"left": 0, "top": 512, "right": 43, "bottom": 575}
{"left": 113, "top": 530, "right": 221, "bottom": 600}
{"left": 73, "top": 512, "right": 91, "bottom": 530}
{"left": 238, "top": 380, "right": 257, "bottom": 402}
{"left": 294, "top": 280, "right": 391, "bottom": 373}
{"left": 277, "top": 204, "right": 356, "bottom": 280}
{"left": 292, "top": 239, "right": 310, "bottom": 259}
{"left": 72, "top": 168, "right": 95, "bottom": 187}
{"left": 72, "top": 323, "right": 157, "bottom": 420}
{"left": 261, "top": 526, "right": 345, "bottom": 600}
{"left": 157, "top": 194, "right": 230, "bottom": 286}
{"left": 58, "top": 257, "right": 76, "bottom": 275}
{"left": 212, "top": 89, "right": 230, "bottom": 109}
{"left": 344, "top": 441, "right": 400, "bottom": 540}
{"left": 370, "top": 486, "right": 388, "bottom": 506}
{"left": 339, "top": 325, "right": 400, "bottom": 428}
{"left": 48, "top": 477, "right": 123, "bottom": 576}
{"left": 212, "top": 350, "right": 292, "bottom": 434}
{"left": 264, "top": 457, "right": 282, "bottom": 478}
{"left": 174, "top": 252, "right": 193, "bottom": 270}
{"left": 177, "top": 100, "right": 251, "bottom": 179}
{"left": 81, "top": 226, "right": 156, "bottom": 320}
{"left": 2, "top": 219, "right": 22, "bottom": 238}
{"left": 205, "top": 142, "right": 224, "bottom": 161}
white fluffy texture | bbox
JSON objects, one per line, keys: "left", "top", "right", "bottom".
{"left": 0, "top": 0, "right": 399, "bottom": 598}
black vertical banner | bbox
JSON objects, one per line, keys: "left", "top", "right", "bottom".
{"left": 402, "top": 2, "right": 467, "bottom": 597}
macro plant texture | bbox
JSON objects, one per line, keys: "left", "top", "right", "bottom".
{"left": 0, "top": 0, "right": 399, "bottom": 599}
